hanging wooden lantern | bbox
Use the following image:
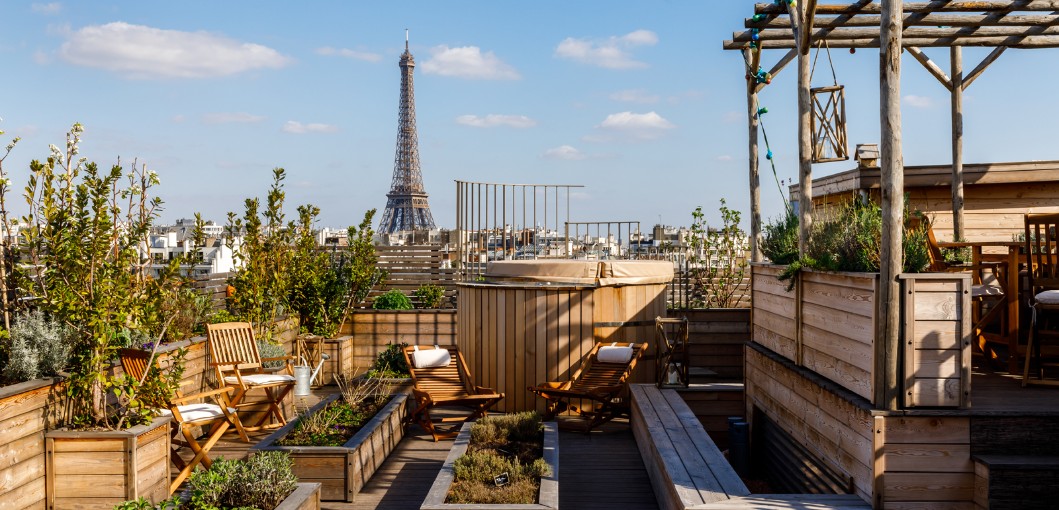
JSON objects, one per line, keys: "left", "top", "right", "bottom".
{"left": 810, "top": 84, "right": 849, "bottom": 163}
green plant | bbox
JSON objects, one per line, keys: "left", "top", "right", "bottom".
{"left": 413, "top": 283, "right": 446, "bottom": 309}
{"left": 776, "top": 197, "right": 931, "bottom": 290}
{"left": 256, "top": 339, "right": 287, "bottom": 369}
{"left": 225, "top": 168, "right": 294, "bottom": 339}
{"left": 19, "top": 123, "right": 181, "bottom": 429}
{"left": 2, "top": 310, "right": 73, "bottom": 382}
{"left": 447, "top": 411, "right": 548, "bottom": 505}
{"left": 289, "top": 209, "right": 383, "bottom": 337}
{"left": 278, "top": 376, "right": 390, "bottom": 447}
{"left": 761, "top": 207, "right": 799, "bottom": 264}
{"left": 687, "top": 199, "right": 749, "bottom": 308}
{"left": 183, "top": 451, "right": 299, "bottom": 510}
{"left": 372, "top": 289, "right": 412, "bottom": 310}
{"left": 366, "top": 342, "right": 410, "bottom": 378}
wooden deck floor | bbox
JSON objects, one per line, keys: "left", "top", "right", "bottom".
{"left": 970, "top": 362, "right": 1059, "bottom": 415}
{"left": 198, "top": 400, "right": 658, "bottom": 510}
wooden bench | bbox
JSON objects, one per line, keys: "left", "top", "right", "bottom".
{"left": 629, "top": 384, "right": 870, "bottom": 510}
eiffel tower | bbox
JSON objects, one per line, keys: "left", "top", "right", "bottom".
{"left": 379, "top": 32, "right": 436, "bottom": 234}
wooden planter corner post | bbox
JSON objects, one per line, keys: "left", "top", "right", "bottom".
{"left": 252, "top": 391, "right": 410, "bottom": 502}
{"left": 899, "top": 273, "right": 972, "bottom": 408}
{"left": 274, "top": 483, "right": 322, "bottom": 510}
{"left": 45, "top": 415, "right": 171, "bottom": 510}
{"left": 421, "top": 421, "right": 559, "bottom": 510}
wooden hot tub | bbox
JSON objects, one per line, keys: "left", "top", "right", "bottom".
{"left": 456, "top": 260, "right": 673, "bottom": 412}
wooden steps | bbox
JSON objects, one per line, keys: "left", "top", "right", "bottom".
{"left": 973, "top": 455, "right": 1059, "bottom": 510}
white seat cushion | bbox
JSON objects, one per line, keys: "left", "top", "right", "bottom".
{"left": 1036, "top": 290, "right": 1059, "bottom": 305}
{"left": 597, "top": 345, "right": 634, "bottom": 364}
{"left": 161, "top": 403, "right": 235, "bottom": 422}
{"left": 412, "top": 349, "right": 452, "bottom": 369}
{"left": 224, "top": 373, "right": 295, "bottom": 386}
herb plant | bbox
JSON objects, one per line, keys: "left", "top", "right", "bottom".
{"left": 372, "top": 290, "right": 412, "bottom": 310}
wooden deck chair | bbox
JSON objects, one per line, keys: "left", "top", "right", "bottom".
{"left": 401, "top": 345, "right": 504, "bottom": 441}
{"left": 206, "top": 322, "right": 296, "bottom": 431}
{"left": 120, "top": 348, "right": 248, "bottom": 495}
{"left": 1023, "top": 213, "right": 1059, "bottom": 386}
{"left": 529, "top": 341, "right": 646, "bottom": 432}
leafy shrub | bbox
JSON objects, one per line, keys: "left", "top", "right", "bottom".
{"left": 761, "top": 207, "right": 799, "bottom": 265}
{"left": 448, "top": 411, "right": 549, "bottom": 505}
{"left": 3, "top": 310, "right": 73, "bottom": 382}
{"left": 366, "top": 342, "right": 410, "bottom": 378}
{"left": 372, "top": 290, "right": 412, "bottom": 310}
{"left": 686, "top": 200, "right": 749, "bottom": 308}
{"left": 413, "top": 283, "right": 446, "bottom": 309}
{"left": 186, "top": 451, "right": 299, "bottom": 510}
{"left": 257, "top": 339, "right": 287, "bottom": 369}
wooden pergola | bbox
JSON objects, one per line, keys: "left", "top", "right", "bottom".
{"left": 723, "top": 1, "right": 1059, "bottom": 409}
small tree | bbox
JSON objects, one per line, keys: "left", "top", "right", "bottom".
{"left": 687, "top": 199, "right": 749, "bottom": 309}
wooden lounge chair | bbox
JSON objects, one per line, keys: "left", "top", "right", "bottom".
{"left": 529, "top": 341, "right": 645, "bottom": 432}
{"left": 120, "top": 348, "right": 248, "bottom": 495}
{"left": 206, "top": 322, "right": 296, "bottom": 431}
{"left": 401, "top": 345, "right": 504, "bottom": 441}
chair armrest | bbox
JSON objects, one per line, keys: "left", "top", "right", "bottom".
{"left": 474, "top": 386, "right": 499, "bottom": 395}
{"left": 531, "top": 381, "right": 570, "bottom": 391}
{"left": 211, "top": 360, "right": 247, "bottom": 367}
{"left": 172, "top": 386, "right": 235, "bottom": 405}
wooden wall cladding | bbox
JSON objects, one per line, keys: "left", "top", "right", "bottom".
{"left": 0, "top": 378, "right": 61, "bottom": 510}
{"left": 900, "top": 274, "right": 972, "bottom": 409}
{"left": 873, "top": 416, "right": 974, "bottom": 508}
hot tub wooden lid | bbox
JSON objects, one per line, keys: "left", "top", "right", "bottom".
{"left": 484, "top": 260, "right": 672, "bottom": 286}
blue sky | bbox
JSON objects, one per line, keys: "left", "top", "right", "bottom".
{"left": 1, "top": 1, "right": 1056, "bottom": 231}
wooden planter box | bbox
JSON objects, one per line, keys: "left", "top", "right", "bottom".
{"left": 0, "top": 377, "right": 62, "bottom": 509}
{"left": 899, "top": 273, "right": 972, "bottom": 408}
{"left": 45, "top": 415, "right": 171, "bottom": 509}
{"left": 421, "top": 421, "right": 559, "bottom": 510}
{"left": 252, "top": 391, "right": 410, "bottom": 501}
{"left": 276, "top": 483, "right": 322, "bottom": 510}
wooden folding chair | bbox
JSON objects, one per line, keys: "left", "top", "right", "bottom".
{"left": 1023, "top": 213, "right": 1059, "bottom": 386}
{"left": 529, "top": 341, "right": 645, "bottom": 432}
{"left": 401, "top": 345, "right": 504, "bottom": 441}
{"left": 206, "top": 322, "right": 296, "bottom": 431}
{"left": 120, "top": 348, "right": 248, "bottom": 495}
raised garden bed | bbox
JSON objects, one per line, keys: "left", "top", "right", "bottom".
{"left": 421, "top": 418, "right": 559, "bottom": 510}
{"left": 252, "top": 389, "right": 410, "bottom": 501}
{"left": 275, "top": 482, "right": 322, "bottom": 510}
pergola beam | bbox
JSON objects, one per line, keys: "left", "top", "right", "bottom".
{"left": 906, "top": 47, "right": 952, "bottom": 90}
{"left": 723, "top": 34, "right": 1059, "bottom": 49}
{"left": 748, "top": 12, "right": 1059, "bottom": 29}
{"left": 756, "top": 1, "right": 1059, "bottom": 15}
{"left": 753, "top": 48, "right": 798, "bottom": 94}
{"left": 963, "top": 46, "right": 1007, "bottom": 88}
{"left": 733, "top": 24, "right": 1059, "bottom": 43}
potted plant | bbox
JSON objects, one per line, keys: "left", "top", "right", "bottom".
{"left": 414, "top": 283, "right": 447, "bottom": 309}
{"left": 3, "top": 124, "right": 193, "bottom": 507}
{"left": 422, "top": 412, "right": 558, "bottom": 510}
{"left": 251, "top": 374, "right": 410, "bottom": 501}
{"left": 115, "top": 451, "right": 321, "bottom": 510}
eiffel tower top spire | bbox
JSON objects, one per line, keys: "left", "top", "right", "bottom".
{"left": 379, "top": 31, "right": 436, "bottom": 234}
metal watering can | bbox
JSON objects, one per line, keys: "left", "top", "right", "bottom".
{"left": 293, "top": 352, "right": 331, "bottom": 397}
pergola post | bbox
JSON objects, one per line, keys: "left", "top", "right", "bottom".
{"left": 878, "top": 0, "right": 904, "bottom": 411}
{"left": 796, "top": 6, "right": 814, "bottom": 254}
{"left": 746, "top": 49, "right": 763, "bottom": 263}
{"left": 951, "top": 46, "right": 965, "bottom": 241}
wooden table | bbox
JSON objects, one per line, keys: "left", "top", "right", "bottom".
{"left": 937, "top": 240, "right": 1023, "bottom": 372}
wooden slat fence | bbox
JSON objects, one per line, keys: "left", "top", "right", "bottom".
{"left": 192, "top": 271, "right": 231, "bottom": 311}
{"left": 369, "top": 245, "right": 457, "bottom": 308}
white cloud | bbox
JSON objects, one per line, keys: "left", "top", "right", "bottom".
{"left": 542, "top": 145, "right": 587, "bottom": 161}
{"left": 904, "top": 95, "right": 934, "bottom": 108}
{"left": 421, "top": 45, "right": 520, "bottom": 80}
{"left": 609, "top": 89, "right": 659, "bottom": 104}
{"left": 456, "top": 114, "right": 536, "bottom": 128}
{"left": 32, "top": 2, "right": 62, "bottom": 14}
{"left": 596, "top": 111, "right": 674, "bottom": 140}
{"left": 282, "top": 121, "right": 338, "bottom": 134}
{"left": 202, "top": 112, "right": 266, "bottom": 124}
{"left": 555, "top": 29, "right": 658, "bottom": 69}
{"left": 58, "top": 22, "right": 291, "bottom": 79}
{"left": 315, "top": 46, "right": 382, "bottom": 63}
